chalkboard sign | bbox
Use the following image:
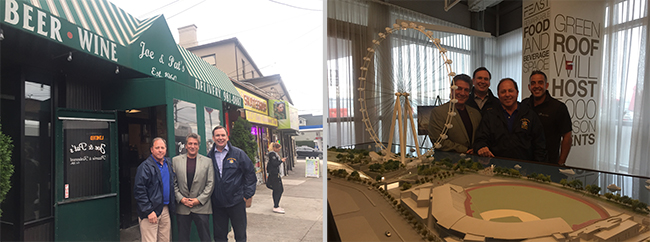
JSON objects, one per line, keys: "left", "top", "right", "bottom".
{"left": 305, "top": 158, "right": 320, "bottom": 178}
{"left": 64, "top": 120, "right": 111, "bottom": 199}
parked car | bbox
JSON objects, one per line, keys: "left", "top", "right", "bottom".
{"left": 296, "top": 146, "right": 323, "bottom": 159}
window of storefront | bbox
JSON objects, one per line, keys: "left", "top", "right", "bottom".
{"left": 62, "top": 120, "right": 111, "bottom": 199}
{"left": 173, "top": 99, "right": 197, "bottom": 155}
{"left": 204, "top": 106, "right": 221, "bottom": 151}
{"left": 23, "top": 80, "right": 53, "bottom": 222}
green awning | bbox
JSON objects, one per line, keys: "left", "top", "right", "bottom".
{"left": 8, "top": 0, "right": 158, "bottom": 46}
{"left": 2, "top": 0, "right": 242, "bottom": 107}
{"left": 177, "top": 45, "right": 243, "bottom": 107}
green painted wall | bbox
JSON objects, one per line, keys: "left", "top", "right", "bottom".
{"left": 102, "top": 78, "right": 168, "bottom": 110}
{"left": 54, "top": 196, "right": 119, "bottom": 241}
{"left": 54, "top": 109, "right": 119, "bottom": 241}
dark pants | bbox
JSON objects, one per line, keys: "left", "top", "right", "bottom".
{"left": 271, "top": 177, "right": 284, "bottom": 208}
{"left": 177, "top": 212, "right": 211, "bottom": 242}
{"left": 212, "top": 201, "right": 247, "bottom": 242}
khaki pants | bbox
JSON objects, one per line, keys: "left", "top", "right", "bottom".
{"left": 139, "top": 205, "right": 171, "bottom": 242}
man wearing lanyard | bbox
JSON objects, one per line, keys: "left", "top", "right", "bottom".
{"left": 134, "top": 137, "right": 176, "bottom": 242}
{"left": 208, "top": 125, "right": 257, "bottom": 242}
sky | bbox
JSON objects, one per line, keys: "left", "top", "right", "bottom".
{"left": 109, "top": 0, "right": 324, "bottom": 115}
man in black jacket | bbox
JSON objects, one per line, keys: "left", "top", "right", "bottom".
{"left": 522, "top": 70, "right": 573, "bottom": 165}
{"left": 474, "top": 78, "right": 548, "bottom": 162}
{"left": 134, "top": 137, "right": 176, "bottom": 242}
{"left": 466, "top": 67, "right": 500, "bottom": 114}
{"left": 208, "top": 125, "right": 257, "bottom": 242}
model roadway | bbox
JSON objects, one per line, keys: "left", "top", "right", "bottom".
{"left": 328, "top": 178, "right": 423, "bottom": 242}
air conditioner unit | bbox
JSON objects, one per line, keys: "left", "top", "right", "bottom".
{"left": 468, "top": 0, "right": 503, "bottom": 12}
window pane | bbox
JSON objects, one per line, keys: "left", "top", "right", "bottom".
{"left": 204, "top": 107, "right": 221, "bottom": 151}
{"left": 63, "top": 120, "right": 111, "bottom": 199}
{"left": 24, "top": 81, "right": 52, "bottom": 221}
{"left": 173, "top": 99, "right": 197, "bottom": 155}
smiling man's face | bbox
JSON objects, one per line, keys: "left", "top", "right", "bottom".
{"left": 186, "top": 137, "right": 199, "bottom": 158}
{"left": 150, "top": 139, "right": 167, "bottom": 163}
{"left": 528, "top": 73, "right": 548, "bottom": 99}
{"left": 498, "top": 80, "right": 519, "bottom": 110}
{"left": 213, "top": 128, "right": 229, "bottom": 150}
{"left": 473, "top": 70, "right": 491, "bottom": 94}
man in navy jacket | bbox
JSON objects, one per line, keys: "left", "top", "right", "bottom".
{"left": 134, "top": 137, "right": 176, "bottom": 242}
{"left": 474, "top": 78, "right": 547, "bottom": 162}
{"left": 208, "top": 125, "right": 257, "bottom": 242}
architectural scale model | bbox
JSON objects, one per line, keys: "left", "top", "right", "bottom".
{"left": 328, "top": 147, "right": 650, "bottom": 241}
{"left": 400, "top": 170, "right": 650, "bottom": 241}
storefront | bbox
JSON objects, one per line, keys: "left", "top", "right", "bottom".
{"left": 269, "top": 99, "right": 299, "bottom": 173}
{"left": 236, "top": 87, "right": 278, "bottom": 184}
{"left": 0, "top": 0, "right": 242, "bottom": 240}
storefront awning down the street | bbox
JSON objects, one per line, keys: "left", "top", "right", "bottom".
{"left": 1, "top": 0, "right": 242, "bottom": 107}
{"left": 177, "top": 45, "right": 243, "bottom": 108}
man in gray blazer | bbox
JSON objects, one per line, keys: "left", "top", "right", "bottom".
{"left": 429, "top": 74, "right": 482, "bottom": 154}
{"left": 172, "top": 133, "right": 215, "bottom": 242}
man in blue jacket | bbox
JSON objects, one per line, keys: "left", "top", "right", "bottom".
{"left": 208, "top": 125, "right": 257, "bottom": 242}
{"left": 474, "top": 78, "right": 547, "bottom": 162}
{"left": 134, "top": 137, "right": 176, "bottom": 242}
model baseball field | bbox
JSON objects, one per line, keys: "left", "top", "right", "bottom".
{"left": 405, "top": 174, "right": 650, "bottom": 241}
{"left": 466, "top": 183, "right": 607, "bottom": 227}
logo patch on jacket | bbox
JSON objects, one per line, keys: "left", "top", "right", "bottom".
{"left": 521, "top": 118, "right": 530, "bottom": 130}
{"left": 227, "top": 158, "right": 236, "bottom": 164}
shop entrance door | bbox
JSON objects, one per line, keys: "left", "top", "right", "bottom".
{"left": 54, "top": 109, "right": 119, "bottom": 241}
{"left": 116, "top": 105, "right": 167, "bottom": 229}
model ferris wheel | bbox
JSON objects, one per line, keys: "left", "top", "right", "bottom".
{"left": 358, "top": 21, "right": 457, "bottom": 164}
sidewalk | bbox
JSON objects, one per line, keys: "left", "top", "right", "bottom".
{"left": 120, "top": 158, "right": 324, "bottom": 242}
{"left": 245, "top": 158, "right": 323, "bottom": 241}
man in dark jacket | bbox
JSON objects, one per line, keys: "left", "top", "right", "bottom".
{"left": 208, "top": 125, "right": 257, "bottom": 242}
{"left": 522, "top": 70, "right": 572, "bottom": 165}
{"left": 134, "top": 137, "right": 176, "bottom": 242}
{"left": 474, "top": 78, "right": 548, "bottom": 162}
{"left": 466, "top": 67, "right": 500, "bottom": 114}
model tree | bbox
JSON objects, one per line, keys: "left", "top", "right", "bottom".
{"left": 349, "top": 171, "right": 360, "bottom": 180}
{"left": 569, "top": 180, "right": 583, "bottom": 190}
{"left": 229, "top": 118, "right": 258, "bottom": 164}
{"left": 560, "top": 179, "right": 568, "bottom": 187}
{"left": 0, "top": 124, "right": 14, "bottom": 217}
{"left": 539, "top": 174, "right": 551, "bottom": 183}
{"left": 508, "top": 169, "right": 520, "bottom": 177}
{"left": 585, "top": 185, "right": 601, "bottom": 195}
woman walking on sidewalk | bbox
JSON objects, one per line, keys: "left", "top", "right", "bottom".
{"left": 267, "top": 142, "right": 286, "bottom": 214}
